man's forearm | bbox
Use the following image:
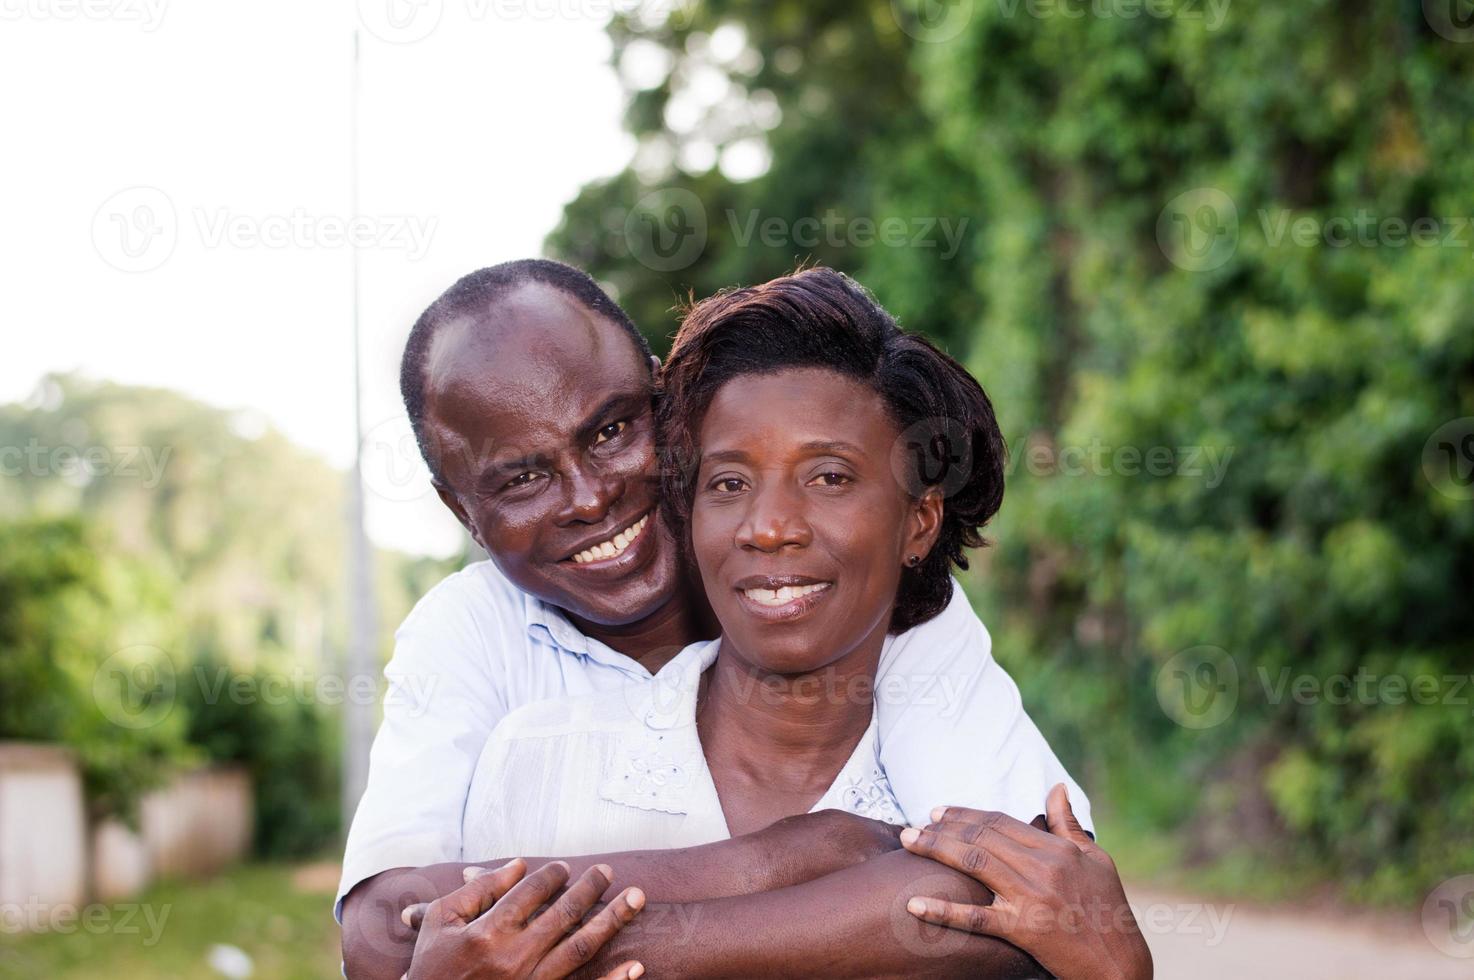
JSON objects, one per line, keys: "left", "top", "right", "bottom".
{"left": 342, "top": 810, "right": 901, "bottom": 980}
{"left": 578, "top": 850, "right": 1046, "bottom": 980}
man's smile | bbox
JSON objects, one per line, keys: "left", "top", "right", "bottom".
{"left": 565, "top": 511, "right": 653, "bottom": 566}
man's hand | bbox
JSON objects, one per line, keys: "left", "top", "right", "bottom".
{"left": 899, "top": 783, "right": 1153, "bottom": 980}
{"left": 402, "top": 858, "right": 646, "bottom": 980}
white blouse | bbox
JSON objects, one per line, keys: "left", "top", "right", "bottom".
{"left": 460, "top": 639, "right": 905, "bottom": 859}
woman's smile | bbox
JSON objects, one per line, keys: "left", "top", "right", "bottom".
{"left": 732, "top": 575, "right": 835, "bottom": 621}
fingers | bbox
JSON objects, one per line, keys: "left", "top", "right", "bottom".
{"left": 593, "top": 962, "right": 646, "bottom": 980}
{"left": 900, "top": 826, "right": 1029, "bottom": 895}
{"left": 401, "top": 902, "right": 428, "bottom": 930}
{"left": 1045, "top": 782, "right": 1095, "bottom": 848}
{"left": 424, "top": 859, "right": 528, "bottom": 926}
{"left": 929, "top": 806, "right": 1068, "bottom": 853}
{"left": 534, "top": 885, "right": 646, "bottom": 979}
{"left": 522, "top": 863, "right": 615, "bottom": 949}
{"left": 906, "top": 895, "right": 1016, "bottom": 941}
{"left": 482, "top": 860, "right": 573, "bottom": 933}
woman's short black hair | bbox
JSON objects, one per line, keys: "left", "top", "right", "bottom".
{"left": 657, "top": 267, "right": 1007, "bottom": 634}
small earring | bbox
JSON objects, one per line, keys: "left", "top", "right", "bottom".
{"left": 906, "top": 554, "right": 921, "bottom": 567}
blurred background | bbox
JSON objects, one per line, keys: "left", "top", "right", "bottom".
{"left": 2, "top": 1, "right": 1472, "bottom": 977}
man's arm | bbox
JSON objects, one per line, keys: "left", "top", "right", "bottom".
{"left": 878, "top": 579, "right": 1094, "bottom": 832}
{"left": 577, "top": 849, "right": 1045, "bottom": 980}
{"left": 336, "top": 576, "right": 513, "bottom": 916}
{"left": 342, "top": 810, "right": 903, "bottom": 980}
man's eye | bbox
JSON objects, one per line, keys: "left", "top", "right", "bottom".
{"left": 505, "top": 471, "right": 544, "bottom": 489}
{"left": 712, "top": 477, "right": 747, "bottom": 493}
{"left": 592, "top": 421, "right": 628, "bottom": 445}
{"left": 808, "top": 471, "right": 851, "bottom": 487}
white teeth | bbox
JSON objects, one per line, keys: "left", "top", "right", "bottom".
{"left": 741, "top": 582, "right": 831, "bottom": 606}
{"left": 571, "top": 514, "right": 650, "bottom": 564}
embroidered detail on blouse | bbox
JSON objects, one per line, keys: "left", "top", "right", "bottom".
{"left": 837, "top": 764, "right": 904, "bottom": 822}
{"left": 599, "top": 728, "right": 701, "bottom": 815}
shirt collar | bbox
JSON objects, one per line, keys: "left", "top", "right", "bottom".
{"left": 521, "top": 591, "right": 658, "bottom": 678}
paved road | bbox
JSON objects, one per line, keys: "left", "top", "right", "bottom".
{"left": 1127, "top": 885, "right": 1472, "bottom": 980}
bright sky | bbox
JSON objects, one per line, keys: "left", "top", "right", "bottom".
{"left": 0, "top": 0, "right": 639, "bottom": 556}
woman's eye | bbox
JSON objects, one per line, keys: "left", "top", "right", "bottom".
{"left": 592, "top": 420, "right": 628, "bottom": 445}
{"left": 712, "top": 477, "right": 747, "bottom": 493}
{"left": 808, "top": 471, "right": 851, "bottom": 487}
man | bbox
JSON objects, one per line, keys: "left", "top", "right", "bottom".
{"left": 339, "top": 260, "right": 1108, "bottom": 978}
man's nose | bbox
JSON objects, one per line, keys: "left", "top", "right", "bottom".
{"left": 735, "top": 482, "right": 812, "bottom": 552}
{"left": 556, "top": 461, "right": 623, "bottom": 524}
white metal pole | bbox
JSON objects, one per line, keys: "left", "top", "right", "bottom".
{"left": 343, "top": 26, "right": 378, "bottom": 835}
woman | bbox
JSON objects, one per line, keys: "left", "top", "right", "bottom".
{"left": 450, "top": 268, "right": 1151, "bottom": 979}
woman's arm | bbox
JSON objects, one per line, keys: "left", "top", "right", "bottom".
{"left": 341, "top": 809, "right": 902, "bottom": 980}
{"left": 574, "top": 849, "right": 1045, "bottom": 979}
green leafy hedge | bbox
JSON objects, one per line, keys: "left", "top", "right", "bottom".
{"left": 549, "top": 0, "right": 1474, "bottom": 902}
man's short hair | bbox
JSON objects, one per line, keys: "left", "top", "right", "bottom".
{"left": 400, "top": 258, "right": 653, "bottom": 485}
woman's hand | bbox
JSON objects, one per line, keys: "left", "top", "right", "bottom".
{"left": 899, "top": 784, "right": 1152, "bottom": 980}
{"left": 401, "top": 858, "right": 646, "bottom": 980}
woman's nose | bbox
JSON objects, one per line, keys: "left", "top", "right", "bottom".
{"left": 736, "top": 484, "right": 812, "bottom": 551}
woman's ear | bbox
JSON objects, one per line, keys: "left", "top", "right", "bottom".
{"left": 649, "top": 354, "right": 662, "bottom": 381}
{"left": 902, "top": 489, "right": 944, "bottom": 567}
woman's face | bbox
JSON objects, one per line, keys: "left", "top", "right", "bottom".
{"left": 691, "top": 367, "right": 941, "bottom": 675}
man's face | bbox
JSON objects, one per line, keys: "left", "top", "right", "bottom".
{"left": 422, "top": 283, "right": 681, "bottom": 628}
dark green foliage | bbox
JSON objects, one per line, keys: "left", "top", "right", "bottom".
{"left": 549, "top": 0, "right": 1474, "bottom": 902}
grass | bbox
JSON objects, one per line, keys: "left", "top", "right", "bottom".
{"left": 0, "top": 862, "right": 343, "bottom": 980}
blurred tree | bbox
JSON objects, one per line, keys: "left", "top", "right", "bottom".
{"left": 0, "top": 374, "right": 456, "bottom": 852}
